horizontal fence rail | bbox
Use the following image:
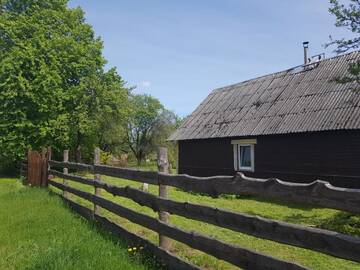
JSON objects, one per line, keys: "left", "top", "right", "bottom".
{"left": 48, "top": 180, "right": 308, "bottom": 270}
{"left": 49, "top": 169, "right": 360, "bottom": 263}
{"left": 49, "top": 160, "right": 93, "bottom": 172}
{"left": 48, "top": 162, "right": 360, "bottom": 215}
{"left": 20, "top": 161, "right": 27, "bottom": 178}
{"left": 157, "top": 173, "right": 360, "bottom": 215}
{"left": 47, "top": 156, "right": 360, "bottom": 270}
{"left": 94, "top": 164, "right": 360, "bottom": 214}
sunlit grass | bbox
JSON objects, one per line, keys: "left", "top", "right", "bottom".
{"left": 0, "top": 178, "right": 157, "bottom": 270}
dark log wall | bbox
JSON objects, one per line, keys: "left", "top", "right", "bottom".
{"left": 178, "top": 130, "right": 360, "bottom": 188}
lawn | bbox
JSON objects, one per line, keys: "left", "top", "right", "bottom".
{"left": 0, "top": 178, "right": 156, "bottom": 270}
{"left": 50, "top": 172, "right": 360, "bottom": 270}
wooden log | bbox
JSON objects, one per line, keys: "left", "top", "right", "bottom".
{"left": 48, "top": 180, "right": 308, "bottom": 270}
{"left": 94, "top": 147, "right": 101, "bottom": 216}
{"left": 61, "top": 197, "right": 201, "bottom": 270}
{"left": 49, "top": 170, "right": 93, "bottom": 186}
{"left": 157, "top": 173, "right": 360, "bottom": 214}
{"left": 157, "top": 147, "right": 171, "bottom": 250}
{"left": 89, "top": 180, "right": 360, "bottom": 263}
{"left": 49, "top": 160, "right": 93, "bottom": 171}
{"left": 94, "top": 165, "right": 158, "bottom": 184}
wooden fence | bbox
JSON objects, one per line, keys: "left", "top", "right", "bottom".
{"left": 30, "top": 147, "right": 360, "bottom": 270}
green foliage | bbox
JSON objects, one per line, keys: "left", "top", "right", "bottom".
{"left": 152, "top": 110, "right": 182, "bottom": 169}
{"left": 125, "top": 94, "right": 179, "bottom": 165}
{"left": 0, "top": 0, "right": 129, "bottom": 165}
{"left": 328, "top": 0, "right": 360, "bottom": 84}
{"left": 100, "top": 149, "right": 112, "bottom": 164}
{"left": 0, "top": 0, "right": 177, "bottom": 169}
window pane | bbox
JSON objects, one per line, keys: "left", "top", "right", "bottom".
{"left": 240, "top": 146, "right": 251, "bottom": 168}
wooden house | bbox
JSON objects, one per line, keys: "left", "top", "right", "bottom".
{"left": 170, "top": 51, "right": 360, "bottom": 188}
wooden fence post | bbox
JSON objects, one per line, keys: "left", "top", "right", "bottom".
{"left": 157, "top": 147, "right": 171, "bottom": 250}
{"left": 63, "top": 150, "right": 69, "bottom": 198}
{"left": 46, "top": 147, "right": 52, "bottom": 183}
{"left": 40, "top": 147, "right": 49, "bottom": 187}
{"left": 93, "top": 147, "right": 101, "bottom": 217}
{"left": 142, "top": 183, "right": 149, "bottom": 192}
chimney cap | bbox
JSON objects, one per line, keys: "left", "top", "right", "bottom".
{"left": 303, "top": 41, "right": 309, "bottom": 48}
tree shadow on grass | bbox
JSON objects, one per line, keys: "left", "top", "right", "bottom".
{"left": 315, "top": 212, "right": 360, "bottom": 236}
{"left": 264, "top": 210, "right": 360, "bottom": 236}
{"left": 234, "top": 194, "right": 317, "bottom": 211}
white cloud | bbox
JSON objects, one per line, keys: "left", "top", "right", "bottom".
{"left": 138, "top": 81, "right": 152, "bottom": 89}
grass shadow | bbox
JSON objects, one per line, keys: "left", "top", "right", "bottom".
{"left": 316, "top": 212, "right": 360, "bottom": 236}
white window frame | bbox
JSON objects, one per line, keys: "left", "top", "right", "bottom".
{"left": 232, "top": 139, "right": 256, "bottom": 172}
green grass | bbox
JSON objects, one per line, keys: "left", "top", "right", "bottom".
{"left": 51, "top": 173, "right": 360, "bottom": 270}
{"left": 0, "top": 178, "right": 157, "bottom": 270}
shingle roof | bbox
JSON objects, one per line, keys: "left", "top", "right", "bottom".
{"left": 170, "top": 51, "right": 360, "bottom": 141}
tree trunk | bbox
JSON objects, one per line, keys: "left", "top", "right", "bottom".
{"left": 136, "top": 155, "right": 142, "bottom": 166}
{"left": 75, "top": 130, "right": 82, "bottom": 163}
{"left": 76, "top": 145, "right": 82, "bottom": 163}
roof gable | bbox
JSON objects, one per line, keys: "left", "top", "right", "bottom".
{"left": 170, "top": 51, "right": 360, "bottom": 141}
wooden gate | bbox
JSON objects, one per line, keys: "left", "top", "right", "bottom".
{"left": 26, "top": 148, "right": 50, "bottom": 187}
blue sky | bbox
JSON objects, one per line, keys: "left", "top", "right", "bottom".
{"left": 68, "top": 0, "right": 353, "bottom": 117}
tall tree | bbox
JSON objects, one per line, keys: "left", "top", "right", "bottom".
{"left": 125, "top": 94, "right": 164, "bottom": 165}
{"left": 152, "top": 109, "right": 182, "bottom": 169}
{"left": 328, "top": 0, "right": 360, "bottom": 84}
{"left": 0, "top": 0, "right": 129, "bottom": 165}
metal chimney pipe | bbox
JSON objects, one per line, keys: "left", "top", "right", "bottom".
{"left": 303, "top": 41, "right": 309, "bottom": 65}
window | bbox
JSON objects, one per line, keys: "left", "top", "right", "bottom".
{"left": 232, "top": 139, "right": 256, "bottom": 172}
{"left": 239, "top": 145, "right": 252, "bottom": 169}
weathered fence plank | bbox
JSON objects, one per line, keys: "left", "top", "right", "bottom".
{"left": 48, "top": 168, "right": 360, "bottom": 262}
{"left": 157, "top": 173, "right": 360, "bottom": 214}
{"left": 93, "top": 179, "right": 360, "bottom": 262}
{"left": 94, "top": 165, "right": 158, "bottom": 184}
{"left": 27, "top": 150, "right": 42, "bottom": 186}
{"left": 48, "top": 180, "right": 308, "bottom": 270}
{"left": 49, "top": 170, "right": 93, "bottom": 186}
{"left": 92, "top": 166, "right": 360, "bottom": 214}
